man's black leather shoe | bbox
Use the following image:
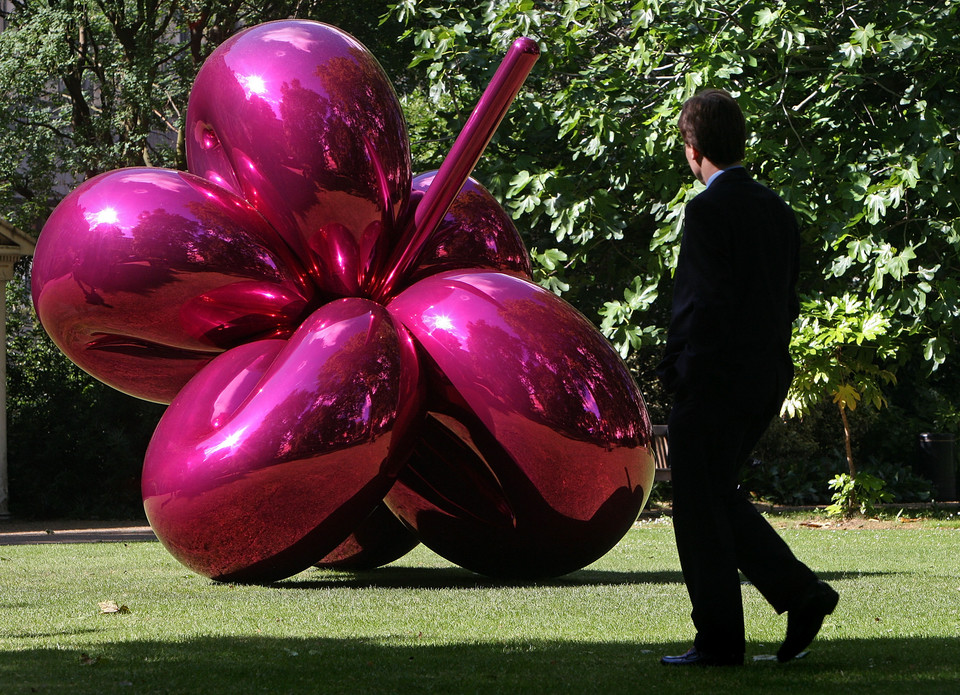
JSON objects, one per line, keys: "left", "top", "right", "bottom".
{"left": 660, "top": 647, "right": 743, "bottom": 666}
{"left": 777, "top": 580, "right": 840, "bottom": 662}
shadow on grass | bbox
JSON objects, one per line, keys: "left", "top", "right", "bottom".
{"left": 1, "top": 635, "right": 957, "bottom": 695}
{"left": 276, "top": 566, "right": 688, "bottom": 590}
{"left": 273, "top": 567, "right": 896, "bottom": 591}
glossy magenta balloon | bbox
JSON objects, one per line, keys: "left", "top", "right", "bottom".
{"left": 31, "top": 167, "right": 315, "bottom": 403}
{"left": 386, "top": 270, "right": 656, "bottom": 578}
{"left": 186, "top": 20, "right": 411, "bottom": 299}
{"left": 32, "top": 21, "right": 656, "bottom": 581}
{"left": 142, "top": 299, "right": 422, "bottom": 582}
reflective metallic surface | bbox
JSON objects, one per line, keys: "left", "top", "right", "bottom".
{"left": 186, "top": 20, "right": 411, "bottom": 299}
{"left": 32, "top": 21, "right": 654, "bottom": 582}
{"left": 32, "top": 168, "right": 315, "bottom": 404}
{"left": 386, "top": 270, "right": 655, "bottom": 578}
{"left": 315, "top": 502, "right": 419, "bottom": 570}
{"left": 142, "top": 299, "right": 420, "bottom": 583}
{"left": 401, "top": 173, "right": 532, "bottom": 289}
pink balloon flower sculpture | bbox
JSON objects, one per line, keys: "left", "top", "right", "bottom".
{"left": 31, "top": 20, "right": 655, "bottom": 582}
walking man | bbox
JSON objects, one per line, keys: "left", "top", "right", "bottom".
{"left": 657, "top": 88, "right": 838, "bottom": 666}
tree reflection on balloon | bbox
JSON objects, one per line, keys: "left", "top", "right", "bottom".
{"left": 31, "top": 20, "right": 656, "bottom": 583}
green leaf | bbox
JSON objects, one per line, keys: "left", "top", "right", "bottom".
{"left": 832, "top": 384, "right": 862, "bottom": 411}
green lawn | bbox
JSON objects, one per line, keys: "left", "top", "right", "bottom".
{"left": 2, "top": 517, "right": 958, "bottom": 694}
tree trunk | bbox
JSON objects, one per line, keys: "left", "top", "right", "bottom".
{"left": 839, "top": 402, "right": 856, "bottom": 478}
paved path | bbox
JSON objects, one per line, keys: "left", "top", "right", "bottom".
{"left": 2, "top": 501, "right": 955, "bottom": 546}
{"left": 0, "top": 520, "right": 156, "bottom": 545}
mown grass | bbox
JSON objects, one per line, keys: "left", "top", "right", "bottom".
{"left": 1, "top": 516, "right": 958, "bottom": 694}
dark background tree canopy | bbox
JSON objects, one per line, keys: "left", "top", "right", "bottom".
{"left": 2, "top": 0, "right": 958, "bottom": 517}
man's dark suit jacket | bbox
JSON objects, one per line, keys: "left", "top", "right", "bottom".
{"left": 656, "top": 167, "right": 799, "bottom": 396}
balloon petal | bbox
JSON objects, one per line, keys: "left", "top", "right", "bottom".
{"left": 142, "top": 298, "right": 420, "bottom": 582}
{"left": 186, "top": 20, "right": 411, "bottom": 297}
{"left": 386, "top": 270, "right": 655, "bottom": 577}
{"left": 31, "top": 168, "right": 316, "bottom": 403}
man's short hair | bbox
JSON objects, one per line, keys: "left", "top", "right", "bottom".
{"left": 678, "top": 89, "right": 746, "bottom": 166}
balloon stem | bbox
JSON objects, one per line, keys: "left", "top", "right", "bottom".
{"left": 374, "top": 37, "right": 540, "bottom": 300}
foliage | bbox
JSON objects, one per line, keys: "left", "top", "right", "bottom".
{"left": 742, "top": 402, "right": 934, "bottom": 506}
{"left": 857, "top": 457, "right": 933, "bottom": 505}
{"left": 742, "top": 445, "right": 932, "bottom": 508}
{"left": 785, "top": 293, "right": 900, "bottom": 476}
{"left": 825, "top": 471, "right": 894, "bottom": 518}
{"left": 744, "top": 456, "right": 837, "bottom": 507}
{"left": 387, "top": 0, "right": 960, "bottom": 484}
{"left": 784, "top": 294, "right": 899, "bottom": 418}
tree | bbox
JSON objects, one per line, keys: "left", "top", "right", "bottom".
{"left": 784, "top": 293, "right": 899, "bottom": 477}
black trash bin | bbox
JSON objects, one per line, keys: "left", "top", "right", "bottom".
{"left": 918, "top": 433, "right": 957, "bottom": 501}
